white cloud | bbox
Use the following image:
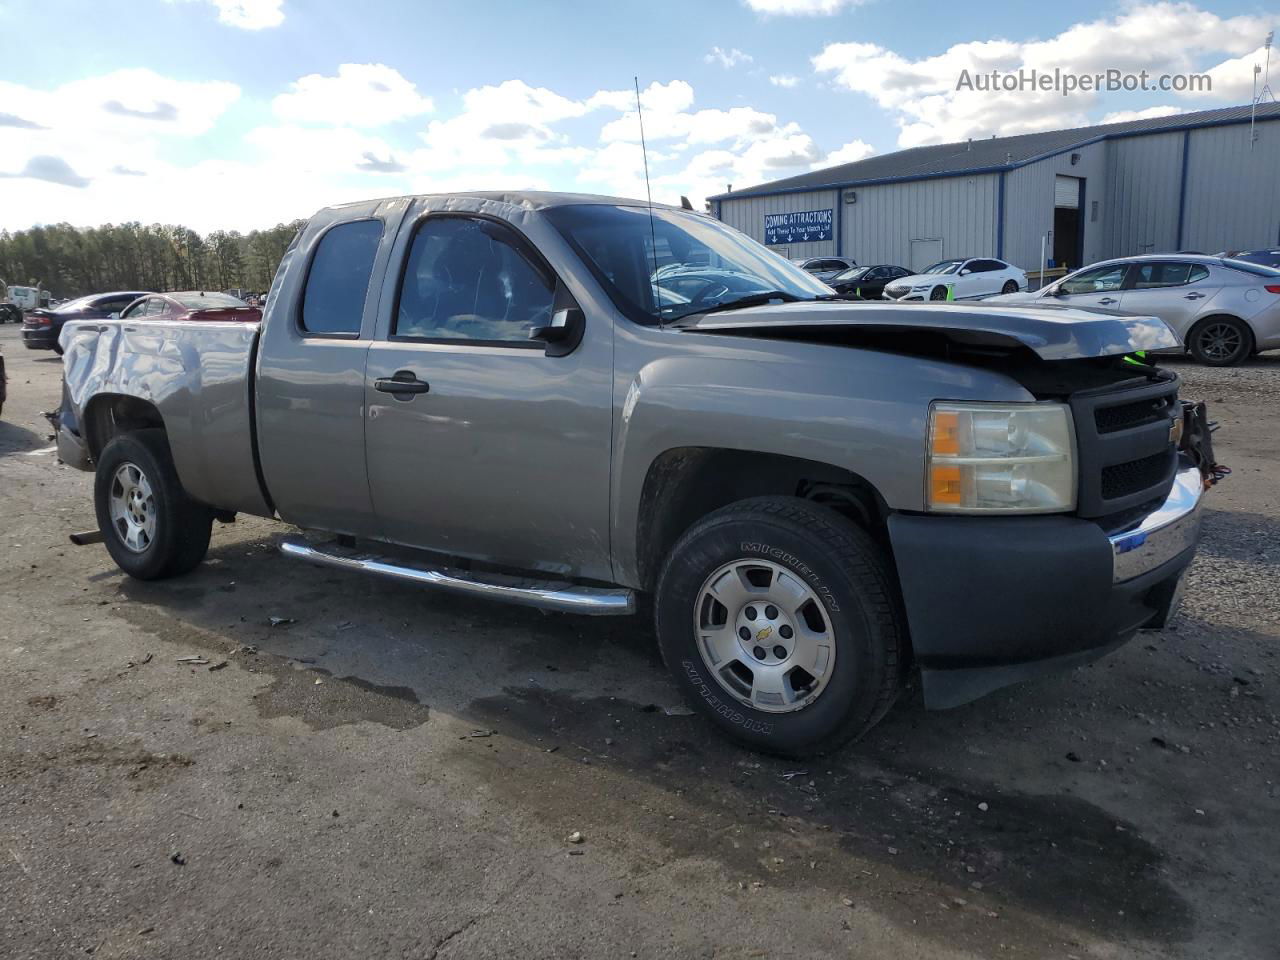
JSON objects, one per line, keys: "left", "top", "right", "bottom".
{"left": 819, "top": 138, "right": 875, "bottom": 167}
{"left": 769, "top": 74, "right": 800, "bottom": 88}
{"left": 744, "top": 0, "right": 864, "bottom": 14}
{"left": 812, "top": 2, "right": 1271, "bottom": 147}
{"left": 1201, "top": 45, "right": 1274, "bottom": 102}
{"left": 705, "top": 46, "right": 753, "bottom": 68}
{"left": 1100, "top": 105, "right": 1184, "bottom": 124}
{"left": 166, "top": 0, "right": 284, "bottom": 30}
{"left": 273, "top": 64, "right": 433, "bottom": 127}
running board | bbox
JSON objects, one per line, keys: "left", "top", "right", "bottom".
{"left": 278, "top": 538, "right": 635, "bottom": 616}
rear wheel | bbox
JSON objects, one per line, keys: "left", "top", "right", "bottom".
{"left": 1188, "top": 316, "right": 1252, "bottom": 366}
{"left": 929, "top": 286, "right": 948, "bottom": 301}
{"left": 655, "top": 497, "right": 905, "bottom": 756}
{"left": 1001, "top": 280, "right": 1019, "bottom": 294}
{"left": 94, "top": 429, "right": 212, "bottom": 580}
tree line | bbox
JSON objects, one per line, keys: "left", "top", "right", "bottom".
{"left": 0, "top": 220, "right": 306, "bottom": 299}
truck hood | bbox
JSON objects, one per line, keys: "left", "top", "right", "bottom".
{"left": 677, "top": 300, "right": 1179, "bottom": 362}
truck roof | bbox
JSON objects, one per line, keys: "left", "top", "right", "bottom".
{"left": 315, "top": 190, "right": 686, "bottom": 219}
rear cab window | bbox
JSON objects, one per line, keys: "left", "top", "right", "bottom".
{"left": 300, "top": 219, "right": 384, "bottom": 336}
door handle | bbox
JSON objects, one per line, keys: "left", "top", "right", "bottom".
{"left": 374, "top": 370, "right": 430, "bottom": 399}
{"left": 1098, "top": 297, "right": 1118, "bottom": 305}
{"left": 1183, "top": 292, "right": 1205, "bottom": 300}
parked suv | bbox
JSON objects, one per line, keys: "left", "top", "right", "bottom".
{"left": 56, "top": 192, "right": 1215, "bottom": 756}
{"left": 23, "top": 291, "right": 150, "bottom": 353}
{"left": 989, "top": 254, "right": 1280, "bottom": 366}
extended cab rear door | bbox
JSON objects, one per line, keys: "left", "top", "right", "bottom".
{"left": 362, "top": 199, "right": 614, "bottom": 582}
{"left": 255, "top": 199, "right": 410, "bottom": 535}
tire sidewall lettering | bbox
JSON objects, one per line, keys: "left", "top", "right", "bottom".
{"left": 738, "top": 540, "right": 841, "bottom": 613}
{"left": 681, "top": 660, "right": 773, "bottom": 734}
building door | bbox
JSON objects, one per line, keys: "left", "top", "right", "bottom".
{"left": 1053, "top": 176, "right": 1083, "bottom": 272}
{"left": 909, "top": 238, "right": 943, "bottom": 272}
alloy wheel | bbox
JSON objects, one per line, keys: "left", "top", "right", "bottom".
{"left": 108, "top": 461, "right": 157, "bottom": 553}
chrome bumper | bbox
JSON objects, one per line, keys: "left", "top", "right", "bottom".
{"left": 1109, "top": 462, "right": 1204, "bottom": 583}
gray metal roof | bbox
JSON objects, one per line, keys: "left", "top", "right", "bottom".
{"left": 712, "top": 102, "right": 1280, "bottom": 201}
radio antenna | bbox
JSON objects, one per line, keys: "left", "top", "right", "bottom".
{"left": 635, "top": 76, "right": 664, "bottom": 327}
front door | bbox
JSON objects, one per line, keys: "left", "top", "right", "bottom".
{"left": 363, "top": 212, "right": 614, "bottom": 581}
{"left": 1050, "top": 262, "right": 1128, "bottom": 312}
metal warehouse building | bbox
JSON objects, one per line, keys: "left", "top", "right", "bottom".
{"left": 711, "top": 102, "right": 1280, "bottom": 275}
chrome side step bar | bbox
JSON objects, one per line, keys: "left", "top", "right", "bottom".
{"left": 278, "top": 538, "right": 636, "bottom": 616}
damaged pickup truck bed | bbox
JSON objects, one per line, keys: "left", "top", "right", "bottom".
{"left": 57, "top": 191, "right": 1215, "bottom": 756}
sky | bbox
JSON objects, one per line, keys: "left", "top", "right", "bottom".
{"left": 0, "top": 0, "right": 1276, "bottom": 232}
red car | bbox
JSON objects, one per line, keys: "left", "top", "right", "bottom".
{"left": 119, "top": 291, "right": 262, "bottom": 323}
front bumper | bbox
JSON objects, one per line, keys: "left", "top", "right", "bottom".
{"left": 889, "top": 461, "right": 1204, "bottom": 709}
{"left": 21, "top": 327, "right": 57, "bottom": 350}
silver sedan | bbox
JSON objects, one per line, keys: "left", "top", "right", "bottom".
{"left": 988, "top": 254, "right": 1280, "bottom": 366}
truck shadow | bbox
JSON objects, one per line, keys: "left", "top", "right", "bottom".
{"left": 108, "top": 529, "right": 1196, "bottom": 951}
{"left": 0, "top": 419, "right": 47, "bottom": 457}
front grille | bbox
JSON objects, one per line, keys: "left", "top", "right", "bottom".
{"left": 1101, "top": 449, "right": 1176, "bottom": 500}
{"left": 1070, "top": 376, "right": 1180, "bottom": 518}
{"left": 884, "top": 288, "right": 907, "bottom": 300}
{"left": 1094, "top": 393, "right": 1177, "bottom": 434}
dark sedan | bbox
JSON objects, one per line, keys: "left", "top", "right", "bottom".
{"left": 22, "top": 291, "right": 150, "bottom": 353}
{"left": 1216, "top": 249, "right": 1280, "bottom": 269}
{"left": 826, "top": 264, "right": 912, "bottom": 300}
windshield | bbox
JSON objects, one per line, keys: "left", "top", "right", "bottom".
{"left": 543, "top": 204, "right": 834, "bottom": 323}
{"left": 922, "top": 260, "right": 963, "bottom": 275}
{"left": 832, "top": 266, "right": 871, "bottom": 282}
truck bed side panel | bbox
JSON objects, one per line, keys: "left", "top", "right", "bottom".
{"left": 61, "top": 319, "right": 271, "bottom": 517}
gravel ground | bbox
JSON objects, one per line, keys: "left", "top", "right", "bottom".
{"left": 1, "top": 326, "right": 1277, "bottom": 959}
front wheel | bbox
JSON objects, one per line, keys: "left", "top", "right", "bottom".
{"left": 1001, "top": 280, "right": 1019, "bottom": 294}
{"left": 1188, "top": 316, "right": 1252, "bottom": 366}
{"left": 655, "top": 497, "right": 905, "bottom": 756}
{"left": 929, "top": 285, "right": 948, "bottom": 301}
{"left": 94, "top": 429, "right": 213, "bottom": 580}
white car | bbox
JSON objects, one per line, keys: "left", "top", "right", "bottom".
{"left": 883, "top": 258, "right": 1026, "bottom": 302}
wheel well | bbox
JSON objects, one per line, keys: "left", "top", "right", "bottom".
{"left": 635, "top": 447, "right": 889, "bottom": 590}
{"left": 84, "top": 394, "right": 165, "bottom": 461}
{"left": 1188, "top": 313, "right": 1256, "bottom": 345}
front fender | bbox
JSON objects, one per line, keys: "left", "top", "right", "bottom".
{"left": 609, "top": 340, "right": 1032, "bottom": 586}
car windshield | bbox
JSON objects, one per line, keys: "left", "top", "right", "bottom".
{"left": 1222, "top": 257, "right": 1280, "bottom": 276}
{"left": 544, "top": 204, "right": 834, "bottom": 324}
{"left": 173, "top": 292, "right": 248, "bottom": 309}
{"left": 832, "top": 266, "right": 871, "bottom": 282}
{"left": 922, "top": 260, "right": 964, "bottom": 275}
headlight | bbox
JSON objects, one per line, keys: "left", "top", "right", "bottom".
{"left": 926, "top": 402, "right": 1076, "bottom": 513}
{"left": 910, "top": 284, "right": 931, "bottom": 291}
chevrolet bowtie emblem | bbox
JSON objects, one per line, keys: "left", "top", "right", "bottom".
{"left": 756, "top": 626, "right": 773, "bottom": 641}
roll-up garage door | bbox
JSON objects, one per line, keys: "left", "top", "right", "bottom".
{"left": 1055, "top": 175, "right": 1080, "bottom": 209}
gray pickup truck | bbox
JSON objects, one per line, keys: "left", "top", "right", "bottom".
{"left": 57, "top": 191, "right": 1216, "bottom": 756}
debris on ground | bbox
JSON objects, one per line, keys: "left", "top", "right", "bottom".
{"left": 208, "top": 661, "right": 228, "bottom": 672}
{"left": 232, "top": 644, "right": 258, "bottom": 655}
{"left": 661, "top": 704, "right": 694, "bottom": 716}
{"left": 780, "top": 771, "right": 809, "bottom": 781}
{"left": 175, "top": 656, "right": 209, "bottom": 665}
{"left": 567, "top": 831, "right": 584, "bottom": 844}
{"left": 460, "top": 729, "right": 496, "bottom": 739}
{"left": 268, "top": 617, "right": 296, "bottom": 628}
{"left": 977, "top": 802, "right": 989, "bottom": 812}
{"left": 169, "top": 852, "right": 186, "bottom": 866}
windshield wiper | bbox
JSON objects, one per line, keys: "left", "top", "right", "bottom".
{"left": 693, "top": 291, "right": 837, "bottom": 317}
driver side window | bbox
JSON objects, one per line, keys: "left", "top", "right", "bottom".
{"left": 1059, "top": 265, "right": 1126, "bottom": 295}
{"left": 394, "top": 217, "right": 553, "bottom": 344}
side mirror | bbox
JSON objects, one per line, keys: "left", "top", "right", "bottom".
{"left": 529, "top": 306, "right": 584, "bottom": 358}
{"left": 959, "top": 269, "right": 971, "bottom": 276}
{"left": 1049, "top": 285, "right": 1066, "bottom": 298}
{"left": 109, "top": 312, "right": 120, "bottom": 319}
